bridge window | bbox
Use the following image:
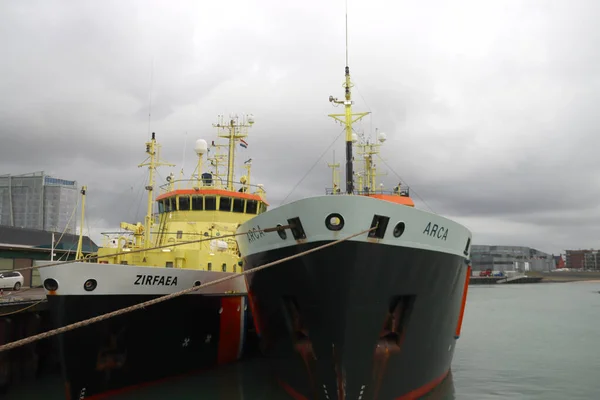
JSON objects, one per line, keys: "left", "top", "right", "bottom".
{"left": 233, "top": 198, "right": 244, "bottom": 213}
{"left": 165, "top": 198, "right": 174, "bottom": 212}
{"left": 176, "top": 230, "right": 183, "bottom": 239}
{"left": 246, "top": 200, "right": 258, "bottom": 214}
{"left": 259, "top": 202, "right": 267, "bottom": 214}
{"left": 205, "top": 196, "right": 216, "bottom": 210}
{"left": 158, "top": 200, "right": 165, "bottom": 213}
{"left": 222, "top": 263, "right": 227, "bottom": 272}
{"left": 179, "top": 196, "right": 190, "bottom": 211}
{"left": 192, "top": 195, "right": 203, "bottom": 210}
{"left": 219, "top": 196, "right": 232, "bottom": 212}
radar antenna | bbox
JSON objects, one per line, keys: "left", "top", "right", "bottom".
{"left": 328, "top": 0, "right": 370, "bottom": 194}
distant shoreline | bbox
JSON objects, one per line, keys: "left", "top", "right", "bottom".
{"left": 540, "top": 278, "right": 600, "bottom": 283}
{"left": 526, "top": 271, "right": 600, "bottom": 283}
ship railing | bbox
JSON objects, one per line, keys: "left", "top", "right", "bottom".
{"left": 99, "top": 232, "right": 137, "bottom": 250}
{"left": 325, "top": 187, "right": 410, "bottom": 197}
{"left": 159, "top": 178, "right": 266, "bottom": 196}
{"left": 98, "top": 231, "right": 239, "bottom": 255}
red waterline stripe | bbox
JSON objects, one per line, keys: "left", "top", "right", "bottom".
{"left": 278, "top": 379, "right": 310, "bottom": 400}
{"left": 277, "top": 369, "right": 450, "bottom": 400}
{"left": 82, "top": 367, "right": 208, "bottom": 400}
{"left": 395, "top": 368, "right": 450, "bottom": 400}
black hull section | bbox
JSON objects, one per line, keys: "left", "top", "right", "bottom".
{"left": 47, "top": 294, "right": 247, "bottom": 400}
{"left": 244, "top": 241, "right": 468, "bottom": 400}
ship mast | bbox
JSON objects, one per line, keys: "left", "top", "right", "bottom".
{"left": 75, "top": 185, "right": 86, "bottom": 260}
{"left": 242, "top": 159, "right": 252, "bottom": 192}
{"left": 355, "top": 129, "right": 388, "bottom": 192}
{"left": 213, "top": 114, "right": 254, "bottom": 190}
{"left": 207, "top": 139, "right": 227, "bottom": 185}
{"left": 327, "top": 151, "right": 341, "bottom": 193}
{"left": 138, "top": 132, "right": 175, "bottom": 248}
{"left": 328, "top": 2, "right": 370, "bottom": 194}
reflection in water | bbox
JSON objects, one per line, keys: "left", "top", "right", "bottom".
{"left": 114, "top": 359, "right": 456, "bottom": 400}
{"left": 114, "top": 357, "right": 288, "bottom": 400}
{"left": 2, "top": 356, "right": 456, "bottom": 400}
{"left": 6, "top": 283, "right": 600, "bottom": 400}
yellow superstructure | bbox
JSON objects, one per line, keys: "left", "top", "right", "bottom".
{"left": 96, "top": 113, "right": 268, "bottom": 273}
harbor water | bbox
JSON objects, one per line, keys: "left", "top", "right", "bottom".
{"left": 5, "top": 281, "right": 600, "bottom": 399}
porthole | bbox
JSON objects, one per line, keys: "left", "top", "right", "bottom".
{"left": 194, "top": 280, "right": 201, "bottom": 287}
{"left": 83, "top": 279, "right": 97, "bottom": 292}
{"left": 393, "top": 222, "right": 406, "bottom": 238}
{"left": 276, "top": 224, "right": 287, "bottom": 240}
{"left": 325, "top": 213, "right": 344, "bottom": 231}
{"left": 43, "top": 278, "right": 59, "bottom": 291}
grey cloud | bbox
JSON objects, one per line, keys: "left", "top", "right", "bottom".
{"left": 2, "top": 0, "right": 600, "bottom": 255}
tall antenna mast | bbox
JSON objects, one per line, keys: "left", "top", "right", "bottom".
{"left": 75, "top": 186, "right": 86, "bottom": 260}
{"left": 328, "top": 0, "right": 370, "bottom": 194}
{"left": 345, "top": 0, "right": 349, "bottom": 67}
{"left": 138, "top": 132, "right": 175, "bottom": 248}
{"left": 147, "top": 57, "right": 154, "bottom": 140}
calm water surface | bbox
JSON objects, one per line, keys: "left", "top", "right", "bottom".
{"left": 6, "top": 282, "right": 600, "bottom": 399}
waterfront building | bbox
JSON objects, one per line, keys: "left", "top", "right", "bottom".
{"left": 471, "top": 245, "right": 556, "bottom": 273}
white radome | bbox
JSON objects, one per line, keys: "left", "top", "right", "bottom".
{"left": 194, "top": 139, "right": 208, "bottom": 155}
{"left": 210, "top": 240, "right": 229, "bottom": 252}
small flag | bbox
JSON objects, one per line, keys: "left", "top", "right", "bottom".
{"left": 244, "top": 158, "right": 252, "bottom": 164}
{"left": 240, "top": 139, "right": 248, "bottom": 148}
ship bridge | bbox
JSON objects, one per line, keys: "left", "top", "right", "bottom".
{"left": 156, "top": 178, "right": 268, "bottom": 216}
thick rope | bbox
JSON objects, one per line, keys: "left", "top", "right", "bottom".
{"left": 0, "top": 300, "right": 45, "bottom": 317}
{"left": 0, "top": 286, "right": 37, "bottom": 298}
{"left": 12, "top": 224, "right": 292, "bottom": 274}
{"left": 0, "top": 226, "right": 375, "bottom": 353}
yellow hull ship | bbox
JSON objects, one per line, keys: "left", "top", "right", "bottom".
{"left": 39, "top": 113, "right": 268, "bottom": 399}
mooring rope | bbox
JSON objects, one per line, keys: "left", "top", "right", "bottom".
{"left": 0, "top": 226, "right": 375, "bottom": 353}
{"left": 0, "top": 300, "right": 46, "bottom": 318}
{"left": 11, "top": 224, "right": 292, "bottom": 274}
{"left": 0, "top": 286, "right": 38, "bottom": 298}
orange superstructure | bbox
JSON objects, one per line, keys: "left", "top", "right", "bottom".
{"left": 365, "top": 193, "right": 415, "bottom": 207}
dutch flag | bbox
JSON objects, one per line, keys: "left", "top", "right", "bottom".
{"left": 240, "top": 139, "right": 248, "bottom": 148}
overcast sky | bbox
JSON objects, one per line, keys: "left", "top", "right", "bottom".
{"left": 1, "top": 0, "right": 599, "bottom": 255}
